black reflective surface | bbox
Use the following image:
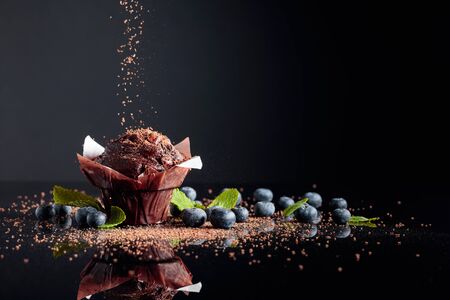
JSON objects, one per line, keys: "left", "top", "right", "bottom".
{"left": 1, "top": 182, "right": 449, "bottom": 299}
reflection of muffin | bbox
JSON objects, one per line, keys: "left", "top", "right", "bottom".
{"left": 77, "top": 128, "right": 200, "bottom": 225}
{"left": 97, "top": 128, "right": 186, "bottom": 179}
{"left": 77, "top": 241, "right": 193, "bottom": 300}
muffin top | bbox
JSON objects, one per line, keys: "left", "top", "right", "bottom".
{"left": 96, "top": 128, "right": 185, "bottom": 179}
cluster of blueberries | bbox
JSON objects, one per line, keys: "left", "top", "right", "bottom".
{"left": 259, "top": 189, "right": 352, "bottom": 225}
{"left": 171, "top": 187, "right": 247, "bottom": 229}
{"left": 173, "top": 187, "right": 352, "bottom": 229}
{"left": 251, "top": 189, "right": 351, "bottom": 225}
{"left": 35, "top": 204, "right": 73, "bottom": 229}
{"left": 35, "top": 204, "right": 107, "bottom": 228}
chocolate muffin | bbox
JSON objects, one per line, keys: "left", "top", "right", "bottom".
{"left": 97, "top": 128, "right": 186, "bottom": 179}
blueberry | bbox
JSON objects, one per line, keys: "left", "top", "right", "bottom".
{"left": 35, "top": 204, "right": 56, "bottom": 220}
{"left": 254, "top": 201, "right": 275, "bottom": 217}
{"left": 232, "top": 207, "right": 249, "bottom": 223}
{"left": 303, "top": 192, "right": 322, "bottom": 208}
{"left": 75, "top": 207, "right": 97, "bottom": 226}
{"left": 330, "top": 198, "right": 348, "bottom": 209}
{"left": 180, "top": 186, "right": 197, "bottom": 201}
{"left": 332, "top": 208, "right": 351, "bottom": 224}
{"left": 335, "top": 225, "right": 351, "bottom": 238}
{"left": 294, "top": 203, "right": 318, "bottom": 224}
{"left": 253, "top": 188, "right": 273, "bottom": 202}
{"left": 86, "top": 211, "right": 107, "bottom": 228}
{"left": 57, "top": 216, "right": 72, "bottom": 229}
{"left": 276, "top": 196, "right": 295, "bottom": 210}
{"left": 182, "top": 208, "right": 207, "bottom": 227}
{"left": 170, "top": 204, "right": 182, "bottom": 217}
{"left": 210, "top": 207, "right": 236, "bottom": 229}
{"left": 54, "top": 205, "right": 72, "bottom": 217}
{"left": 205, "top": 206, "right": 221, "bottom": 220}
{"left": 221, "top": 188, "right": 242, "bottom": 206}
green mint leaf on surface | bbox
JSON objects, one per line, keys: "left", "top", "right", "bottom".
{"left": 170, "top": 189, "right": 195, "bottom": 211}
{"left": 99, "top": 206, "right": 127, "bottom": 229}
{"left": 53, "top": 185, "right": 103, "bottom": 211}
{"left": 349, "top": 221, "right": 378, "bottom": 228}
{"left": 207, "top": 188, "right": 239, "bottom": 209}
{"left": 283, "top": 198, "right": 308, "bottom": 217}
{"left": 349, "top": 216, "right": 379, "bottom": 227}
{"left": 349, "top": 216, "right": 380, "bottom": 222}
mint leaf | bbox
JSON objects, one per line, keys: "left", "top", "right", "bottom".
{"left": 170, "top": 189, "right": 195, "bottom": 211}
{"left": 349, "top": 221, "right": 377, "bottom": 228}
{"left": 194, "top": 202, "right": 205, "bottom": 209}
{"left": 349, "top": 216, "right": 379, "bottom": 228}
{"left": 99, "top": 206, "right": 126, "bottom": 229}
{"left": 349, "top": 216, "right": 379, "bottom": 223}
{"left": 283, "top": 198, "right": 308, "bottom": 217}
{"left": 207, "top": 188, "right": 239, "bottom": 209}
{"left": 53, "top": 185, "right": 103, "bottom": 211}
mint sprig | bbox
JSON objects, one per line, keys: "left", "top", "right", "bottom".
{"left": 53, "top": 185, "right": 103, "bottom": 211}
{"left": 170, "top": 189, "right": 195, "bottom": 211}
{"left": 349, "top": 216, "right": 380, "bottom": 227}
{"left": 283, "top": 198, "right": 308, "bottom": 217}
{"left": 349, "top": 216, "right": 379, "bottom": 222}
{"left": 99, "top": 206, "right": 126, "bottom": 229}
{"left": 52, "top": 185, "right": 126, "bottom": 228}
{"left": 207, "top": 188, "right": 240, "bottom": 209}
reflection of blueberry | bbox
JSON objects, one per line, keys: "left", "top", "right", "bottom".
{"left": 205, "top": 206, "right": 221, "bottom": 220}
{"left": 55, "top": 205, "right": 72, "bottom": 217}
{"left": 180, "top": 186, "right": 197, "bottom": 201}
{"left": 75, "top": 207, "right": 97, "bottom": 226}
{"left": 335, "top": 225, "right": 351, "bottom": 238}
{"left": 35, "top": 204, "right": 56, "bottom": 220}
{"left": 253, "top": 188, "right": 273, "bottom": 202}
{"left": 294, "top": 204, "right": 318, "bottom": 224}
{"left": 303, "top": 192, "right": 322, "bottom": 208}
{"left": 330, "top": 198, "right": 348, "bottom": 209}
{"left": 232, "top": 207, "right": 249, "bottom": 222}
{"left": 299, "top": 225, "right": 318, "bottom": 238}
{"left": 255, "top": 202, "right": 275, "bottom": 217}
{"left": 282, "top": 214, "right": 295, "bottom": 222}
{"left": 182, "top": 208, "right": 207, "bottom": 227}
{"left": 222, "top": 238, "right": 238, "bottom": 248}
{"left": 210, "top": 208, "right": 236, "bottom": 229}
{"left": 332, "top": 208, "right": 351, "bottom": 224}
{"left": 276, "top": 196, "right": 295, "bottom": 210}
{"left": 57, "top": 216, "right": 72, "bottom": 229}
{"left": 170, "top": 204, "right": 182, "bottom": 217}
{"left": 87, "top": 211, "right": 107, "bottom": 228}
{"left": 311, "top": 211, "right": 322, "bottom": 225}
{"left": 221, "top": 188, "right": 242, "bottom": 206}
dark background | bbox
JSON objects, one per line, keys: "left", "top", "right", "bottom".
{"left": 0, "top": 1, "right": 448, "bottom": 193}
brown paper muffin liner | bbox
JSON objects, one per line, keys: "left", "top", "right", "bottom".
{"left": 77, "top": 242, "right": 193, "bottom": 300}
{"left": 77, "top": 138, "right": 192, "bottom": 225}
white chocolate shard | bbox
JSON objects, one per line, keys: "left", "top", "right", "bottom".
{"left": 83, "top": 135, "right": 105, "bottom": 159}
{"left": 177, "top": 282, "right": 202, "bottom": 293}
{"left": 177, "top": 156, "right": 203, "bottom": 170}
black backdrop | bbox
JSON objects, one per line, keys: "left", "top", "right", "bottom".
{"left": 0, "top": 1, "right": 448, "bottom": 193}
